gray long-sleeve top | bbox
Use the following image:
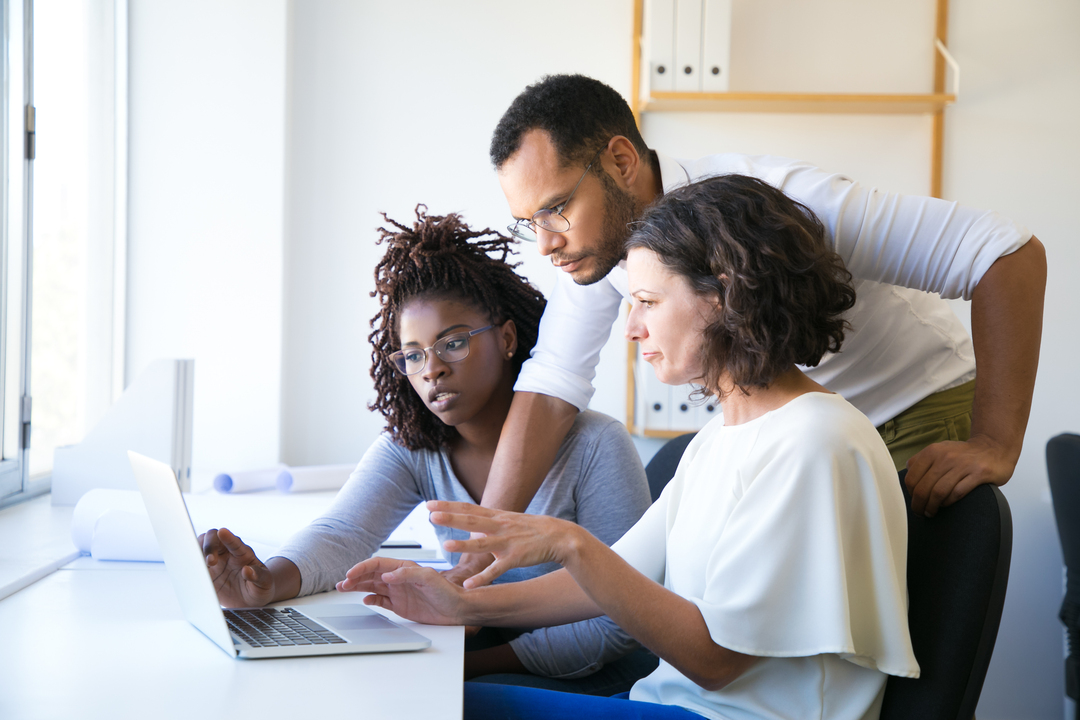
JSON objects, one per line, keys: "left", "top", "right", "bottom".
{"left": 274, "top": 409, "right": 652, "bottom": 679}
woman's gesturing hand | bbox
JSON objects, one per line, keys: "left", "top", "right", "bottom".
{"left": 426, "top": 500, "right": 584, "bottom": 589}
{"left": 337, "top": 557, "right": 466, "bottom": 626}
{"left": 199, "top": 527, "right": 277, "bottom": 608}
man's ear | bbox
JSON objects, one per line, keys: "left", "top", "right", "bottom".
{"left": 605, "top": 136, "right": 643, "bottom": 190}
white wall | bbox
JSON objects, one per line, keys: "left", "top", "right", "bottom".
{"left": 127, "top": 0, "right": 287, "bottom": 472}
{"left": 946, "top": 1, "right": 1080, "bottom": 717}
{"left": 279, "top": 0, "right": 632, "bottom": 464}
{"left": 127, "top": 0, "right": 1079, "bottom": 715}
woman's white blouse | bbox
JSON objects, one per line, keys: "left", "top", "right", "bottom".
{"left": 616, "top": 392, "right": 920, "bottom": 720}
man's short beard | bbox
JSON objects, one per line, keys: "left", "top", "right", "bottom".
{"left": 572, "top": 170, "right": 641, "bottom": 286}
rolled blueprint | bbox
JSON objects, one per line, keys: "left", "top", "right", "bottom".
{"left": 213, "top": 465, "right": 285, "bottom": 493}
{"left": 276, "top": 464, "right": 355, "bottom": 493}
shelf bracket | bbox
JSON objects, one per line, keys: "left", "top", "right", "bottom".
{"left": 935, "top": 39, "right": 960, "bottom": 98}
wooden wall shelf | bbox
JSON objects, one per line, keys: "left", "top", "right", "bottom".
{"left": 641, "top": 91, "right": 956, "bottom": 116}
{"left": 629, "top": 0, "right": 956, "bottom": 196}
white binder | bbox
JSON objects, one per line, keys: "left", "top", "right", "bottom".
{"left": 671, "top": 384, "right": 697, "bottom": 430}
{"left": 701, "top": 0, "right": 732, "bottom": 92}
{"left": 645, "top": 0, "right": 676, "bottom": 92}
{"left": 674, "top": 0, "right": 704, "bottom": 92}
{"left": 644, "top": 376, "right": 672, "bottom": 432}
{"left": 694, "top": 395, "right": 720, "bottom": 428}
{"left": 51, "top": 358, "right": 194, "bottom": 506}
{"left": 637, "top": 347, "right": 672, "bottom": 431}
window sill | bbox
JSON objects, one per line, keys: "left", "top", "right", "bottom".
{"left": 0, "top": 494, "right": 79, "bottom": 600}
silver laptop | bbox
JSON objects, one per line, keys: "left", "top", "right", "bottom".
{"left": 128, "top": 450, "right": 432, "bottom": 659}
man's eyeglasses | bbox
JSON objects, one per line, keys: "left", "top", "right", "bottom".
{"left": 507, "top": 147, "right": 605, "bottom": 243}
{"left": 390, "top": 325, "right": 495, "bottom": 376}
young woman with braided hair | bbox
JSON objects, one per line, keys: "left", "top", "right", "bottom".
{"left": 198, "top": 206, "right": 654, "bottom": 692}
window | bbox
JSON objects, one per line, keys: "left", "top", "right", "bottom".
{"left": 0, "top": 0, "right": 126, "bottom": 508}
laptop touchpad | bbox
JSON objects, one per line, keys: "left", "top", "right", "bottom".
{"left": 323, "top": 615, "right": 398, "bottom": 632}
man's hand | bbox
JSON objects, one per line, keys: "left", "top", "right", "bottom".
{"left": 904, "top": 434, "right": 1016, "bottom": 517}
{"left": 337, "top": 557, "right": 465, "bottom": 626}
{"left": 199, "top": 527, "right": 276, "bottom": 608}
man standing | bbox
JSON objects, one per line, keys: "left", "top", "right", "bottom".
{"left": 449, "top": 73, "right": 1045, "bottom": 583}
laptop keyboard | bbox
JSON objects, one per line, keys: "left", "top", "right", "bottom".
{"left": 224, "top": 607, "right": 348, "bottom": 647}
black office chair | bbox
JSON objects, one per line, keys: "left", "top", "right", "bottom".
{"left": 880, "top": 470, "right": 1013, "bottom": 720}
{"left": 643, "top": 432, "right": 696, "bottom": 502}
{"left": 1048, "top": 433, "right": 1080, "bottom": 720}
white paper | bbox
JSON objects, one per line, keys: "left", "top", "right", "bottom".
{"left": 276, "top": 464, "right": 355, "bottom": 493}
{"left": 72, "top": 489, "right": 149, "bottom": 553}
{"left": 90, "top": 509, "right": 163, "bottom": 562}
{"left": 72, "top": 488, "right": 287, "bottom": 563}
{"left": 213, "top": 465, "right": 285, "bottom": 493}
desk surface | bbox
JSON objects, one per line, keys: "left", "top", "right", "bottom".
{"left": 0, "top": 559, "right": 463, "bottom": 720}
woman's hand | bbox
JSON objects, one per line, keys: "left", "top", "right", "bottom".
{"left": 426, "top": 500, "right": 584, "bottom": 589}
{"left": 439, "top": 552, "right": 496, "bottom": 588}
{"left": 199, "top": 527, "right": 278, "bottom": 608}
{"left": 337, "top": 557, "right": 466, "bottom": 626}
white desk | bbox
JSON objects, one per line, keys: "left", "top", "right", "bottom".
{"left": 0, "top": 491, "right": 464, "bottom": 720}
{"left": 0, "top": 559, "right": 463, "bottom": 720}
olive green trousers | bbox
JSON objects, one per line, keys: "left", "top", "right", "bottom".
{"left": 876, "top": 380, "right": 976, "bottom": 472}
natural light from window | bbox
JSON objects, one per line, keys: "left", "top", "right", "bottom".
{"left": 29, "top": 0, "right": 90, "bottom": 476}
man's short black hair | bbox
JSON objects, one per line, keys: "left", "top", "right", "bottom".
{"left": 490, "top": 74, "right": 651, "bottom": 170}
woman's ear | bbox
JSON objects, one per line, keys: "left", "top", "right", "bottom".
{"left": 500, "top": 319, "right": 518, "bottom": 359}
{"left": 713, "top": 275, "right": 728, "bottom": 308}
{"left": 701, "top": 287, "right": 724, "bottom": 319}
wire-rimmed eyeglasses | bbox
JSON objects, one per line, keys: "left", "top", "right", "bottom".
{"left": 506, "top": 147, "right": 605, "bottom": 243}
{"left": 389, "top": 325, "right": 495, "bottom": 376}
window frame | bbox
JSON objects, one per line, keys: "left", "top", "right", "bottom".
{"left": 0, "top": 0, "right": 128, "bottom": 509}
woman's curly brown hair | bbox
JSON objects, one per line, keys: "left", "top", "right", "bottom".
{"left": 368, "top": 205, "right": 546, "bottom": 451}
{"left": 626, "top": 174, "right": 856, "bottom": 397}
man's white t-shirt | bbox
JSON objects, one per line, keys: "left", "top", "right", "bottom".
{"left": 615, "top": 392, "right": 920, "bottom": 720}
{"left": 514, "top": 152, "right": 1032, "bottom": 425}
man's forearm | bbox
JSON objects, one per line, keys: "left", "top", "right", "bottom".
{"left": 480, "top": 392, "right": 578, "bottom": 512}
{"left": 969, "top": 236, "right": 1046, "bottom": 463}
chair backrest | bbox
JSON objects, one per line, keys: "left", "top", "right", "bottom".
{"left": 643, "top": 432, "right": 696, "bottom": 502}
{"left": 880, "top": 471, "right": 1013, "bottom": 720}
{"left": 1048, "top": 433, "right": 1080, "bottom": 583}
{"left": 1047, "top": 433, "right": 1080, "bottom": 708}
